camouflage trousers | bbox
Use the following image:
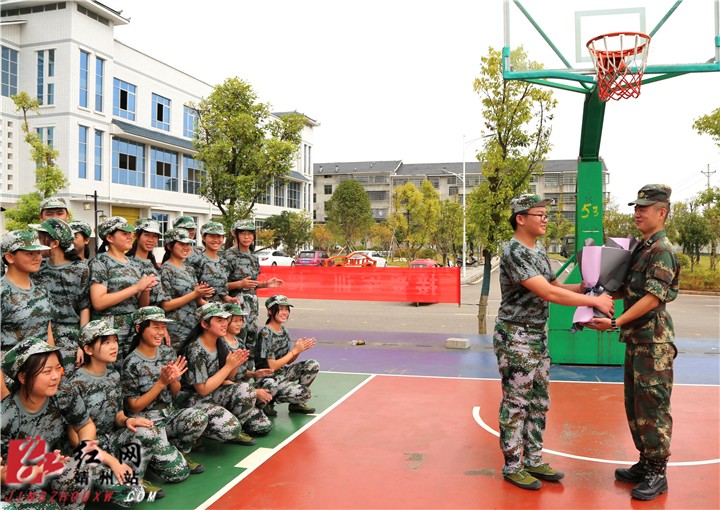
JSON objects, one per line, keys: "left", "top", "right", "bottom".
{"left": 156, "top": 405, "right": 208, "bottom": 455}
{"left": 226, "top": 381, "right": 273, "bottom": 435}
{"left": 185, "top": 391, "right": 246, "bottom": 443}
{"left": 493, "top": 321, "right": 550, "bottom": 474}
{"left": 51, "top": 323, "right": 81, "bottom": 377}
{"left": 258, "top": 359, "right": 320, "bottom": 405}
{"left": 624, "top": 342, "right": 676, "bottom": 460}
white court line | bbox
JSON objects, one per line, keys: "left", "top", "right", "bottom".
{"left": 196, "top": 374, "right": 376, "bottom": 510}
{"left": 472, "top": 406, "right": 720, "bottom": 466}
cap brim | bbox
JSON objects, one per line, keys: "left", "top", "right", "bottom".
{"left": 119, "top": 226, "right": 135, "bottom": 233}
{"left": 628, "top": 199, "right": 658, "bottom": 206}
{"left": 19, "top": 244, "right": 51, "bottom": 251}
{"left": 204, "top": 312, "right": 232, "bottom": 320}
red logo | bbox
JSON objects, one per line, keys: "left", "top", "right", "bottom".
{"left": 4, "top": 437, "right": 65, "bottom": 485}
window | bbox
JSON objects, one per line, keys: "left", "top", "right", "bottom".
{"left": 150, "top": 147, "right": 178, "bottom": 191}
{"left": 151, "top": 213, "right": 169, "bottom": 247}
{"left": 95, "top": 57, "right": 104, "bottom": 111}
{"left": 78, "top": 126, "right": 88, "bottom": 178}
{"left": 37, "top": 51, "right": 44, "bottom": 103}
{"left": 112, "top": 137, "right": 145, "bottom": 187}
{"left": 324, "top": 184, "right": 332, "bottom": 195}
{"left": 1, "top": 46, "right": 18, "bottom": 97}
{"left": 152, "top": 94, "right": 171, "bottom": 131}
{"left": 258, "top": 184, "right": 271, "bottom": 205}
{"left": 183, "top": 106, "right": 197, "bottom": 138}
{"left": 446, "top": 176, "right": 456, "bottom": 185}
{"left": 94, "top": 130, "right": 103, "bottom": 180}
{"left": 274, "top": 181, "right": 285, "bottom": 207}
{"left": 113, "top": 79, "right": 136, "bottom": 120}
{"left": 182, "top": 155, "right": 204, "bottom": 194}
{"left": 562, "top": 172, "right": 577, "bottom": 185}
{"left": 544, "top": 173, "right": 560, "bottom": 187}
{"left": 367, "top": 191, "right": 388, "bottom": 201}
{"left": 287, "top": 182, "right": 301, "bottom": 209}
{"left": 79, "top": 50, "right": 89, "bottom": 108}
{"left": 429, "top": 177, "right": 439, "bottom": 189}
{"left": 36, "top": 127, "right": 54, "bottom": 148}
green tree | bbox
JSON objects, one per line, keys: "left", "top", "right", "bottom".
{"left": 390, "top": 181, "right": 440, "bottom": 261}
{"left": 672, "top": 202, "right": 711, "bottom": 271}
{"left": 432, "top": 199, "right": 463, "bottom": 265}
{"left": 603, "top": 200, "right": 639, "bottom": 241}
{"left": 542, "top": 195, "right": 574, "bottom": 252}
{"left": 325, "top": 179, "right": 374, "bottom": 251}
{"left": 468, "top": 47, "right": 556, "bottom": 333}
{"left": 369, "top": 222, "right": 394, "bottom": 256}
{"left": 261, "top": 210, "right": 312, "bottom": 256}
{"left": 693, "top": 106, "right": 720, "bottom": 147}
{"left": 192, "top": 77, "right": 304, "bottom": 239}
{"left": 311, "top": 224, "right": 335, "bottom": 253}
{"left": 697, "top": 186, "right": 720, "bottom": 270}
{"left": 5, "top": 92, "right": 69, "bottom": 230}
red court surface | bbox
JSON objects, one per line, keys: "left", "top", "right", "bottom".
{"left": 207, "top": 376, "right": 719, "bottom": 509}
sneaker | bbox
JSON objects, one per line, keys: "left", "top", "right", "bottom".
{"left": 525, "top": 463, "right": 565, "bottom": 482}
{"left": 288, "top": 403, "right": 316, "bottom": 414}
{"left": 263, "top": 403, "right": 277, "bottom": 417}
{"left": 228, "top": 431, "right": 256, "bottom": 446}
{"left": 140, "top": 479, "right": 166, "bottom": 500}
{"left": 503, "top": 469, "right": 542, "bottom": 490}
{"left": 181, "top": 452, "right": 205, "bottom": 474}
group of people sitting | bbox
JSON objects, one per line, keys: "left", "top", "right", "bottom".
{"left": 0, "top": 197, "right": 320, "bottom": 507}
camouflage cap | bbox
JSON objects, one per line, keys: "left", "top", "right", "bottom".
{"left": 223, "top": 302, "right": 248, "bottom": 317}
{"left": 39, "top": 196, "right": 68, "bottom": 211}
{"left": 1, "top": 230, "right": 50, "bottom": 254}
{"left": 69, "top": 220, "right": 92, "bottom": 238}
{"left": 172, "top": 216, "right": 198, "bottom": 230}
{"left": 1, "top": 338, "right": 60, "bottom": 380}
{"left": 79, "top": 320, "right": 119, "bottom": 347}
{"left": 510, "top": 194, "right": 553, "bottom": 214}
{"left": 195, "top": 302, "right": 231, "bottom": 322}
{"left": 134, "top": 218, "right": 163, "bottom": 235}
{"left": 98, "top": 216, "right": 134, "bottom": 239}
{"left": 201, "top": 221, "right": 226, "bottom": 236}
{"left": 628, "top": 184, "right": 672, "bottom": 206}
{"left": 30, "top": 218, "right": 74, "bottom": 248}
{"left": 165, "top": 228, "right": 196, "bottom": 245}
{"left": 232, "top": 218, "right": 256, "bottom": 232}
{"left": 265, "top": 294, "right": 293, "bottom": 309}
{"left": 133, "top": 306, "right": 174, "bottom": 326}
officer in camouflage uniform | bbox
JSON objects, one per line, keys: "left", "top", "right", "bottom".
{"left": 493, "top": 194, "right": 615, "bottom": 490}
{"left": 587, "top": 185, "right": 679, "bottom": 501}
{"left": 193, "top": 222, "right": 229, "bottom": 303}
{"left": 30, "top": 219, "right": 90, "bottom": 375}
{"left": 172, "top": 216, "right": 203, "bottom": 273}
{"left": 122, "top": 307, "right": 207, "bottom": 475}
{"left": 128, "top": 219, "right": 163, "bottom": 306}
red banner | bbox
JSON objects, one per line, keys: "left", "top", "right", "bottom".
{"left": 256, "top": 266, "right": 460, "bottom": 304}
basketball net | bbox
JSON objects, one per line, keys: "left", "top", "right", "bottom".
{"left": 587, "top": 32, "right": 651, "bottom": 101}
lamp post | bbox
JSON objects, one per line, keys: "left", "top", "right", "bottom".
{"left": 442, "top": 167, "right": 466, "bottom": 277}
{"left": 84, "top": 191, "right": 105, "bottom": 255}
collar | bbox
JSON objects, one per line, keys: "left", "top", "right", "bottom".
{"left": 641, "top": 229, "right": 667, "bottom": 249}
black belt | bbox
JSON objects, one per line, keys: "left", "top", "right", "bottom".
{"left": 502, "top": 320, "right": 546, "bottom": 330}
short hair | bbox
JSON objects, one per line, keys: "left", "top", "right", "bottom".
{"left": 509, "top": 213, "right": 519, "bottom": 231}
{"left": 654, "top": 201, "right": 671, "bottom": 221}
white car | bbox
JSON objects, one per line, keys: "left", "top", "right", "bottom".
{"left": 255, "top": 250, "right": 295, "bottom": 266}
{"left": 350, "top": 250, "right": 387, "bottom": 267}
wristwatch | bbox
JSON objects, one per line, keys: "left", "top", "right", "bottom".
{"left": 611, "top": 318, "right": 618, "bottom": 330}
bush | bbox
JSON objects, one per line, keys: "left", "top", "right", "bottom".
{"left": 418, "top": 247, "right": 437, "bottom": 259}
{"left": 679, "top": 267, "right": 720, "bottom": 292}
{"left": 677, "top": 252, "right": 691, "bottom": 269}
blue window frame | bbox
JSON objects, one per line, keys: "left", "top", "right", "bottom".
{"left": 36, "top": 50, "right": 56, "bottom": 105}
{"left": 95, "top": 57, "right": 104, "bottom": 111}
{"left": 79, "top": 50, "right": 89, "bottom": 108}
{"left": 112, "top": 137, "right": 145, "bottom": 187}
{"left": 182, "top": 155, "right": 204, "bottom": 194}
{"left": 113, "top": 79, "right": 136, "bottom": 120}
{"left": 183, "top": 106, "right": 198, "bottom": 138}
{"left": 94, "top": 130, "right": 103, "bottom": 181}
{"left": 1, "top": 46, "right": 19, "bottom": 97}
{"left": 37, "top": 51, "right": 44, "bottom": 103}
{"left": 274, "top": 180, "right": 285, "bottom": 207}
{"left": 36, "top": 127, "right": 54, "bottom": 148}
{"left": 150, "top": 147, "right": 178, "bottom": 191}
{"left": 79, "top": 125, "right": 88, "bottom": 178}
{"left": 287, "top": 181, "right": 301, "bottom": 209}
{"left": 151, "top": 93, "right": 171, "bottom": 131}
{"left": 48, "top": 49, "right": 54, "bottom": 77}
{"left": 151, "top": 212, "right": 169, "bottom": 247}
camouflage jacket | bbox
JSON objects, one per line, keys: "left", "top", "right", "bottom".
{"left": 1, "top": 276, "right": 53, "bottom": 348}
{"left": 122, "top": 346, "right": 178, "bottom": 419}
{"left": 157, "top": 262, "right": 200, "bottom": 348}
{"left": 620, "top": 230, "right": 679, "bottom": 344}
{"left": 194, "top": 253, "right": 228, "bottom": 301}
{"left": 31, "top": 259, "right": 90, "bottom": 325}
{"left": 496, "top": 238, "right": 556, "bottom": 326}
{"left": 70, "top": 367, "right": 122, "bottom": 434}
{"left": 130, "top": 256, "right": 162, "bottom": 305}
{"left": 88, "top": 253, "right": 144, "bottom": 317}
{"left": 222, "top": 248, "right": 259, "bottom": 298}
{"left": 218, "top": 334, "right": 252, "bottom": 382}
{"left": 257, "top": 325, "right": 292, "bottom": 369}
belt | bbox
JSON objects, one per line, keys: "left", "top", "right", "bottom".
{"left": 502, "top": 320, "right": 546, "bottom": 330}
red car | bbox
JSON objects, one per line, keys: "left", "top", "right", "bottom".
{"left": 409, "top": 258, "right": 441, "bottom": 268}
{"left": 295, "top": 250, "right": 329, "bottom": 266}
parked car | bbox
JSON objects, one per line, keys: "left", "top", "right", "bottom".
{"left": 350, "top": 250, "right": 387, "bottom": 267}
{"left": 255, "top": 249, "right": 295, "bottom": 266}
{"left": 295, "top": 250, "right": 329, "bottom": 266}
{"left": 409, "top": 258, "right": 440, "bottom": 268}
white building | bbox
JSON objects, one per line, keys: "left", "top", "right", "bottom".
{"left": 0, "top": 0, "right": 316, "bottom": 237}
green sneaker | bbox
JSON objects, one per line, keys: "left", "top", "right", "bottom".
{"left": 503, "top": 469, "right": 542, "bottom": 490}
{"left": 140, "top": 479, "right": 166, "bottom": 500}
{"left": 525, "top": 463, "right": 565, "bottom": 482}
{"left": 228, "top": 431, "right": 256, "bottom": 446}
{"left": 288, "top": 403, "right": 316, "bottom": 414}
{"left": 181, "top": 452, "right": 205, "bottom": 474}
{"left": 263, "top": 403, "right": 277, "bottom": 417}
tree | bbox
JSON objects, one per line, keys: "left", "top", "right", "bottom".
{"left": 431, "top": 199, "right": 463, "bottom": 265}
{"left": 693, "top": 106, "right": 720, "bottom": 147}
{"left": 261, "top": 210, "right": 312, "bottom": 256}
{"left": 603, "top": 200, "right": 639, "bottom": 240}
{"left": 311, "top": 224, "right": 335, "bottom": 253}
{"left": 542, "top": 194, "right": 574, "bottom": 251}
{"left": 4, "top": 92, "right": 69, "bottom": 230}
{"left": 369, "top": 222, "right": 394, "bottom": 256}
{"left": 325, "top": 179, "right": 374, "bottom": 251}
{"left": 468, "top": 47, "right": 556, "bottom": 333}
{"left": 192, "top": 77, "right": 304, "bottom": 239}
{"left": 671, "top": 202, "right": 711, "bottom": 271}
{"left": 697, "top": 186, "right": 720, "bottom": 270}
{"left": 390, "top": 181, "right": 440, "bottom": 261}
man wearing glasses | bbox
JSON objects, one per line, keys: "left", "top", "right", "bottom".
{"left": 493, "top": 194, "right": 615, "bottom": 491}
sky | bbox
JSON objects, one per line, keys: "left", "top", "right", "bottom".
{"left": 111, "top": 0, "right": 719, "bottom": 209}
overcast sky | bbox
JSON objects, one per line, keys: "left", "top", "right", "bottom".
{"left": 112, "top": 0, "right": 719, "bottom": 209}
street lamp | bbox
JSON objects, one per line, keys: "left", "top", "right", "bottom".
{"left": 84, "top": 191, "right": 105, "bottom": 255}
{"left": 442, "top": 167, "right": 466, "bottom": 277}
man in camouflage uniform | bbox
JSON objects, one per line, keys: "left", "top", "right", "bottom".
{"left": 493, "top": 194, "right": 615, "bottom": 490}
{"left": 39, "top": 196, "right": 70, "bottom": 222}
{"left": 587, "top": 184, "right": 679, "bottom": 501}
{"left": 172, "top": 216, "right": 204, "bottom": 272}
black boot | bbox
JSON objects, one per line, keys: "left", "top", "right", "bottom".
{"left": 615, "top": 456, "right": 648, "bottom": 483}
{"left": 631, "top": 458, "right": 668, "bottom": 501}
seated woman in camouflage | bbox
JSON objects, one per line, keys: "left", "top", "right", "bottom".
{"left": 1, "top": 338, "right": 143, "bottom": 508}
{"left": 72, "top": 320, "right": 193, "bottom": 500}
{"left": 158, "top": 229, "right": 214, "bottom": 351}
{"left": 31, "top": 218, "right": 90, "bottom": 376}
{"left": 256, "top": 295, "right": 320, "bottom": 415}
{"left": 122, "top": 307, "right": 207, "bottom": 476}
{"left": 177, "top": 303, "right": 259, "bottom": 446}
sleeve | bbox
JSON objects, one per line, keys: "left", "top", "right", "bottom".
{"left": 88, "top": 255, "right": 109, "bottom": 286}
{"left": 504, "top": 245, "right": 543, "bottom": 284}
{"left": 157, "top": 266, "right": 174, "bottom": 303}
{"left": 644, "top": 249, "right": 678, "bottom": 302}
{"left": 183, "top": 343, "right": 210, "bottom": 386}
{"left": 121, "top": 357, "right": 142, "bottom": 400}
{"left": 77, "top": 263, "right": 91, "bottom": 311}
{"left": 58, "top": 384, "right": 91, "bottom": 429}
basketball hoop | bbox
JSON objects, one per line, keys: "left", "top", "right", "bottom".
{"left": 586, "top": 32, "right": 651, "bottom": 101}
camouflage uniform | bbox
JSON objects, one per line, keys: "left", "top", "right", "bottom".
{"left": 157, "top": 263, "right": 200, "bottom": 351}
{"left": 493, "top": 238, "right": 555, "bottom": 474}
{"left": 1, "top": 276, "right": 53, "bottom": 349}
{"left": 122, "top": 345, "right": 208, "bottom": 455}
{"left": 256, "top": 325, "right": 320, "bottom": 405}
{"left": 171, "top": 216, "right": 204, "bottom": 274}
{"left": 222, "top": 247, "right": 261, "bottom": 349}
{"left": 129, "top": 257, "right": 162, "bottom": 306}
{"left": 619, "top": 229, "right": 679, "bottom": 462}
{"left": 193, "top": 253, "right": 229, "bottom": 303}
